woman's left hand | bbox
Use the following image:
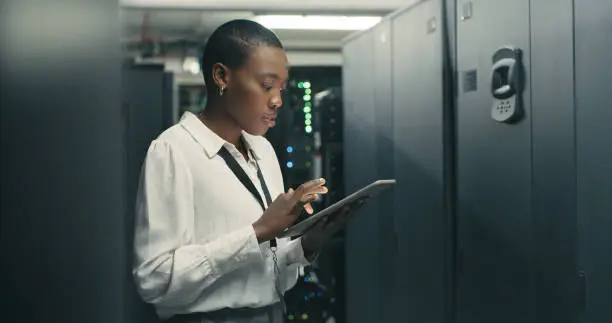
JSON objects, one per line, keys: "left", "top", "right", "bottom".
{"left": 301, "top": 198, "right": 368, "bottom": 256}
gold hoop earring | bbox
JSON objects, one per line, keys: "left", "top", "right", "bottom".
{"left": 218, "top": 86, "right": 225, "bottom": 97}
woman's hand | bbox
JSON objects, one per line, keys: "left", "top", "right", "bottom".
{"left": 252, "top": 178, "right": 328, "bottom": 243}
{"left": 301, "top": 198, "right": 368, "bottom": 256}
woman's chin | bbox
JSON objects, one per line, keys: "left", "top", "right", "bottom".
{"left": 243, "top": 125, "right": 269, "bottom": 137}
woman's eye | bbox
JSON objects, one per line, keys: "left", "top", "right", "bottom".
{"left": 263, "top": 84, "right": 273, "bottom": 91}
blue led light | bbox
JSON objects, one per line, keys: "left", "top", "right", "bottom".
{"left": 286, "top": 146, "right": 293, "bottom": 153}
{"left": 286, "top": 161, "right": 294, "bottom": 168}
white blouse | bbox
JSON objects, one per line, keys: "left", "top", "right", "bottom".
{"left": 132, "top": 111, "right": 310, "bottom": 319}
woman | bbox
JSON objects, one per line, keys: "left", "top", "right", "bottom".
{"left": 132, "top": 19, "right": 363, "bottom": 323}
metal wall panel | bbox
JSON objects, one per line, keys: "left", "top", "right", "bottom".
{"left": 391, "top": 1, "right": 447, "bottom": 322}
{"left": 455, "top": 1, "right": 533, "bottom": 322}
{"left": 342, "top": 30, "right": 381, "bottom": 323}
{"left": 575, "top": 1, "right": 612, "bottom": 322}
{"left": 530, "top": 1, "right": 578, "bottom": 322}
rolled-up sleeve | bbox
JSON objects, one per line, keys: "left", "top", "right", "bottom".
{"left": 132, "top": 140, "right": 264, "bottom": 307}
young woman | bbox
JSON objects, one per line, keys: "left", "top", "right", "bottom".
{"left": 132, "top": 19, "right": 363, "bottom": 323}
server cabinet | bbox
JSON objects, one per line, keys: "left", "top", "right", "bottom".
{"left": 342, "top": 30, "right": 381, "bottom": 323}
{"left": 371, "top": 20, "right": 398, "bottom": 323}
{"left": 0, "top": 1, "right": 124, "bottom": 322}
{"left": 455, "top": 1, "right": 533, "bottom": 323}
{"left": 530, "top": 1, "right": 577, "bottom": 322}
{"left": 123, "top": 63, "right": 175, "bottom": 323}
{"left": 391, "top": 1, "right": 449, "bottom": 323}
{"left": 575, "top": 1, "right": 612, "bottom": 322}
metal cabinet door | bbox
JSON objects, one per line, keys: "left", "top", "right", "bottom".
{"left": 530, "top": 1, "right": 577, "bottom": 322}
{"left": 342, "top": 30, "right": 381, "bottom": 323}
{"left": 391, "top": 1, "right": 449, "bottom": 322}
{"left": 372, "top": 19, "right": 399, "bottom": 323}
{"left": 575, "top": 1, "right": 612, "bottom": 322}
{"left": 455, "top": 1, "right": 533, "bottom": 322}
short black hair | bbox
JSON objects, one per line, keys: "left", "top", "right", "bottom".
{"left": 201, "top": 19, "right": 284, "bottom": 90}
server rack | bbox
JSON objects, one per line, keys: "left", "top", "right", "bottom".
{"left": 342, "top": 1, "right": 455, "bottom": 322}
{"left": 454, "top": 1, "right": 534, "bottom": 322}
{"left": 122, "top": 62, "right": 175, "bottom": 323}
{"left": 342, "top": 26, "right": 384, "bottom": 323}
{"left": 342, "top": 0, "right": 612, "bottom": 323}
{"left": 574, "top": 1, "right": 612, "bottom": 322}
{"left": 391, "top": 1, "right": 451, "bottom": 322}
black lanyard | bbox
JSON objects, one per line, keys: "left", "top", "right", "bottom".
{"left": 217, "top": 145, "right": 277, "bottom": 247}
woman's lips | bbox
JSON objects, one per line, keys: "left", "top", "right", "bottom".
{"left": 263, "top": 116, "right": 276, "bottom": 127}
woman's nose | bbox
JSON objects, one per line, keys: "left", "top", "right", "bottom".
{"left": 270, "top": 93, "right": 282, "bottom": 109}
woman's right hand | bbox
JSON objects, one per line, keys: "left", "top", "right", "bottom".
{"left": 253, "top": 178, "right": 327, "bottom": 242}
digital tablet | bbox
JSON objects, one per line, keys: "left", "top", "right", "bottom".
{"left": 276, "top": 179, "right": 396, "bottom": 239}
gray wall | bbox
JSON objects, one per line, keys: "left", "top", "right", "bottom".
{"left": 0, "top": 1, "right": 126, "bottom": 322}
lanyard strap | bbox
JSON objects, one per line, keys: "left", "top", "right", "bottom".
{"left": 217, "top": 144, "right": 285, "bottom": 311}
{"left": 217, "top": 145, "right": 277, "bottom": 248}
{"left": 217, "top": 146, "right": 272, "bottom": 210}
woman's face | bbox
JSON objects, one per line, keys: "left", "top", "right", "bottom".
{"left": 223, "top": 45, "right": 289, "bottom": 136}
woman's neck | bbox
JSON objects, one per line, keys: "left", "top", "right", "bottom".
{"left": 198, "top": 104, "right": 243, "bottom": 148}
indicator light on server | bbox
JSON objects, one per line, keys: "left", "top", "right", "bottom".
{"left": 301, "top": 80, "right": 313, "bottom": 134}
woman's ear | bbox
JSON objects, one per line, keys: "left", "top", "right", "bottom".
{"left": 211, "top": 63, "right": 230, "bottom": 92}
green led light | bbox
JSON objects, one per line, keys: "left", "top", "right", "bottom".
{"left": 303, "top": 95, "right": 311, "bottom": 101}
{"left": 305, "top": 102, "right": 312, "bottom": 107}
{"left": 305, "top": 89, "right": 312, "bottom": 95}
{"left": 303, "top": 106, "right": 311, "bottom": 113}
{"left": 305, "top": 146, "right": 311, "bottom": 152}
{"left": 305, "top": 125, "right": 313, "bottom": 133}
{"left": 305, "top": 161, "right": 312, "bottom": 167}
{"left": 305, "top": 119, "right": 312, "bottom": 125}
{"left": 303, "top": 82, "right": 311, "bottom": 89}
{"left": 297, "top": 82, "right": 304, "bottom": 88}
{"left": 305, "top": 113, "right": 312, "bottom": 120}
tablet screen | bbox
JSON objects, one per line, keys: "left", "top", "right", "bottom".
{"left": 277, "top": 179, "right": 396, "bottom": 239}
